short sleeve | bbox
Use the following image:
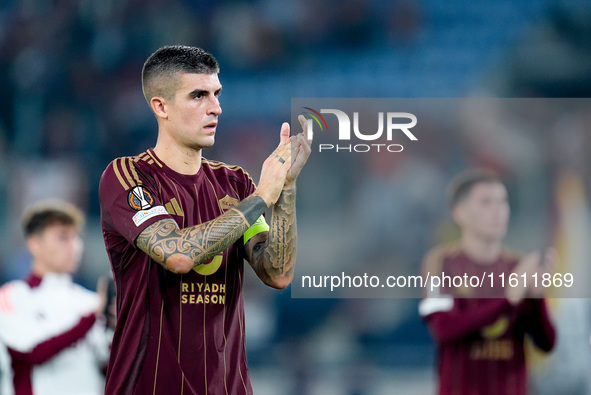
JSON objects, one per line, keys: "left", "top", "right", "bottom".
{"left": 99, "top": 157, "right": 173, "bottom": 244}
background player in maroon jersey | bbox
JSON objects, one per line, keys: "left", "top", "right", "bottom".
{"left": 419, "top": 169, "right": 556, "bottom": 395}
{"left": 99, "top": 46, "right": 311, "bottom": 394}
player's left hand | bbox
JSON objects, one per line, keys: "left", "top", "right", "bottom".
{"left": 284, "top": 115, "right": 313, "bottom": 187}
{"left": 507, "top": 251, "right": 540, "bottom": 304}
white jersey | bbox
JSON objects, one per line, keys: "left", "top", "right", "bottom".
{"left": 0, "top": 341, "right": 13, "bottom": 395}
{"left": 0, "top": 273, "right": 111, "bottom": 395}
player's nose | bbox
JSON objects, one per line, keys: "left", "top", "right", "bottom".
{"left": 208, "top": 96, "right": 222, "bottom": 116}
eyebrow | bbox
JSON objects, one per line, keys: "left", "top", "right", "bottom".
{"left": 188, "top": 86, "right": 223, "bottom": 98}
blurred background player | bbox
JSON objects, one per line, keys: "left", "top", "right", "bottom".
{"left": 1, "top": 2, "right": 590, "bottom": 393}
{"left": 0, "top": 200, "right": 112, "bottom": 395}
{"left": 99, "top": 46, "right": 311, "bottom": 395}
{"left": 419, "top": 169, "right": 556, "bottom": 395}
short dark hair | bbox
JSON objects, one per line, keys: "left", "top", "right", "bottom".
{"left": 22, "top": 200, "right": 84, "bottom": 237}
{"left": 142, "top": 45, "right": 219, "bottom": 103}
{"left": 446, "top": 169, "right": 502, "bottom": 209}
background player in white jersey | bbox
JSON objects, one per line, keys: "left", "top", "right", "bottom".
{"left": 0, "top": 200, "right": 112, "bottom": 395}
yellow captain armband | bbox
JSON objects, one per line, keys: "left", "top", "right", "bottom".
{"left": 243, "top": 215, "right": 269, "bottom": 245}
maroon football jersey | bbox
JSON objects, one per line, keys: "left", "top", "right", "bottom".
{"left": 419, "top": 243, "right": 556, "bottom": 395}
{"left": 99, "top": 149, "right": 263, "bottom": 395}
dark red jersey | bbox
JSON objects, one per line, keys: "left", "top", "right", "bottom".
{"left": 419, "top": 243, "right": 556, "bottom": 395}
{"left": 99, "top": 149, "right": 264, "bottom": 395}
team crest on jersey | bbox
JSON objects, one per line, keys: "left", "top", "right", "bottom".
{"left": 128, "top": 186, "right": 154, "bottom": 210}
{"left": 218, "top": 195, "right": 239, "bottom": 212}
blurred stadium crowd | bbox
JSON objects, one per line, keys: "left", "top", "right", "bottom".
{"left": 1, "top": 0, "right": 591, "bottom": 394}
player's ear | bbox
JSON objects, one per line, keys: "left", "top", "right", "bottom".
{"left": 26, "top": 234, "right": 41, "bottom": 257}
{"left": 451, "top": 204, "right": 465, "bottom": 226}
{"left": 150, "top": 96, "right": 168, "bottom": 120}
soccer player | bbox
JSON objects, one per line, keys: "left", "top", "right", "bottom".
{"left": 99, "top": 45, "right": 312, "bottom": 395}
{"left": 419, "top": 169, "right": 556, "bottom": 395}
{"left": 0, "top": 200, "right": 111, "bottom": 395}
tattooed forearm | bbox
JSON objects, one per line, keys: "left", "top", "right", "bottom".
{"left": 266, "top": 186, "right": 296, "bottom": 273}
{"left": 248, "top": 186, "right": 297, "bottom": 288}
{"left": 136, "top": 195, "right": 267, "bottom": 273}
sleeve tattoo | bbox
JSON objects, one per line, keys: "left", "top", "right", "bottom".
{"left": 248, "top": 186, "right": 297, "bottom": 286}
{"left": 136, "top": 195, "right": 267, "bottom": 272}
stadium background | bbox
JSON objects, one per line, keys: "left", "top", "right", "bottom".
{"left": 1, "top": 0, "right": 591, "bottom": 393}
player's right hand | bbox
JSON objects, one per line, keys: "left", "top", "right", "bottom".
{"left": 506, "top": 251, "right": 540, "bottom": 305}
{"left": 254, "top": 127, "right": 292, "bottom": 206}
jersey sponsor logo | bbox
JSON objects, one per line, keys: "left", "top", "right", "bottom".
{"left": 481, "top": 316, "right": 509, "bottom": 339}
{"left": 193, "top": 253, "right": 223, "bottom": 276}
{"left": 132, "top": 205, "right": 168, "bottom": 226}
{"left": 184, "top": 253, "right": 226, "bottom": 305}
{"left": 470, "top": 339, "right": 514, "bottom": 360}
{"left": 128, "top": 186, "right": 154, "bottom": 210}
{"left": 218, "top": 195, "right": 239, "bottom": 212}
{"left": 181, "top": 281, "right": 226, "bottom": 305}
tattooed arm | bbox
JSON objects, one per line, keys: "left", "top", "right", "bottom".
{"left": 135, "top": 141, "right": 293, "bottom": 274}
{"left": 245, "top": 185, "right": 297, "bottom": 289}
{"left": 244, "top": 116, "right": 311, "bottom": 289}
{"left": 136, "top": 195, "right": 268, "bottom": 274}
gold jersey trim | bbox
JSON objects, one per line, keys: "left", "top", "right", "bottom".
{"left": 422, "top": 241, "right": 462, "bottom": 277}
{"left": 113, "top": 158, "right": 130, "bottom": 190}
{"left": 113, "top": 157, "right": 143, "bottom": 191}
{"left": 146, "top": 150, "right": 163, "bottom": 167}
{"left": 127, "top": 157, "right": 143, "bottom": 186}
